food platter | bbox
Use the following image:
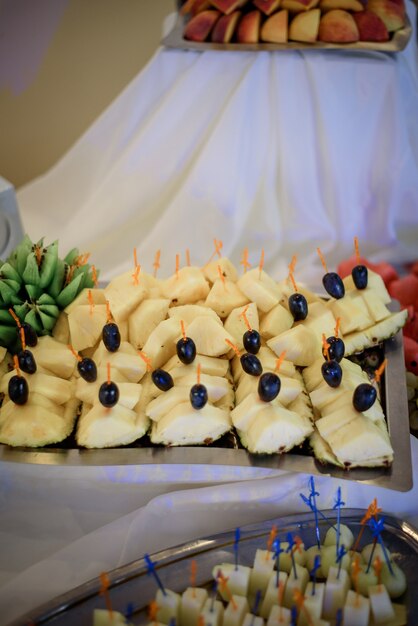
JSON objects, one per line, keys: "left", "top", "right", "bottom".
{"left": 162, "top": 10, "right": 412, "bottom": 53}
{"left": 0, "top": 315, "right": 412, "bottom": 492}
{"left": 7, "top": 509, "right": 418, "bottom": 626}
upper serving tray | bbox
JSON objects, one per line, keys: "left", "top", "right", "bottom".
{"left": 162, "top": 11, "right": 412, "bottom": 53}
{"left": 0, "top": 322, "right": 412, "bottom": 492}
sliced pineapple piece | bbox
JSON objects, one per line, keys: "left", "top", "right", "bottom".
{"left": 259, "top": 303, "right": 293, "bottom": 340}
{"left": 104, "top": 271, "right": 149, "bottom": 324}
{"left": 64, "top": 287, "right": 107, "bottom": 314}
{"left": 309, "top": 430, "right": 343, "bottom": 467}
{"left": 30, "top": 335, "right": 76, "bottom": 379}
{"left": 146, "top": 386, "right": 191, "bottom": 422}
{"left": 150, "top": 402, "right": 231, "bottom": 446}
{"left": 298, "top": 300, "right": 339, "bottom": 343}
{"left": 267, "top": 325, "right": 319, "bottom": 367}
{"left": 161, "top": 267, "right": 210, "bottom": 306}
{"left": 76, "top": 402, "right": 149, "bottom": 448}
{"left": 175, "top": 373, "right": 231, "bottom": 403}
{"left": 142, "top": 318, "right": 181, "bottom": 370}
{"left": 168, "top": 304, "right": 222, "bottom": 326}
{"left": 203, "top": 257, "right": 238, "bottom": 284}
{"left": 224, "top": 303, "right": 259, "bottom": 350}
{"left": 93, "top": 341, "right": 147, "bottom": 382}
{"left": 343, "top": 269, "right": 391, "bottom": 304}
{"left": 326, "top": 415, "right": 393, "bottom": 467}
{"left": 67, "top": 303, "right": 108, "bottom": 352}
{"left": 344, "top": 310, "right": 408, "bottom": 355}
{"left": 164, "top": 353, "right": 229, "bottom": 378}
{"left": 205, "top": 279, "right": 249, "bottom": 318}
{"left": 239, "top": 404, "right": 313, "bottom": 454}
{"left": 186, "top": 316, "right": 235, "bottom": 357}
{"left": 329, "top": 291, "right": 373, "bottom": 335}
{"left": 0, "top": 370, "right": 73, "bottom": 404}
{"left": 360, "top": 292, "right": 391, "bottom": 323}
{"left": 128, "top": 298, "right": 170, "bottom": 350}
{"left": 52, "top": 312, "right": 70, "bottom": 344}
{"left": 237, "top": 269, "right": 281, "bottom": 313}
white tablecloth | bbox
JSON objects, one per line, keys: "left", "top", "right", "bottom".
{"left": 3, "top": 7, "right": 418, "bottom": 623}
{"left": 16, "top": 3, "right": 418, "bottom": 288}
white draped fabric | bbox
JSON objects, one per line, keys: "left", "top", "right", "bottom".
{"left": 17, "top": 3, "right": 418, "bottom": 287}
{"left": 2, "top": 7, "right": 418, "bottom": 623}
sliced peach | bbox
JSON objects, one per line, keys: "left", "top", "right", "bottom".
{"left": 184, "top": 10, "right": 221, "bottom": 41}
{"left": 320, "top": 0, "right": 363, "bottom": 11}
{"left": 367, "top": 0, "right": 405, "bottom": 31}
{"left": 237, "top": 9, "right": 262, "bottom": 42}
{"left": 210, "top": 0, "right": 249, "bottom": 13}
{"left": 353, "top": 10, "right": 389, "bottom": 40}
{"left": 253, "top": 0, "right": 282, "bottom": 14}
{"left": 289, "top": 8, "right": 320, "bottom": 41}
{"left": 260, "top": 9, "right": 288, "bottom": 42}
{"left": 318, "top": 9, "right": 360, "bottom": 42}
{"left": 282, "top": 0, "right": 320, "bottom": 12}
{"left": 211, "top": 10, "right": 241, "bottom": 41}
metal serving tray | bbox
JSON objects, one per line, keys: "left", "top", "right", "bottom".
{"left": 8, "top": 509, "right": 418, "bottom": 626}
{"left": 162, "top": 11, "right": 412, "bottom": 53}
{"left": 0, "top": 320, "right": 412, "bottom": 492}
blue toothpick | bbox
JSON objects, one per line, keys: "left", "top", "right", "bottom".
{"left": 210, "top": 576, "right": 219, "bottom": 612}
{"left": 234, "top": 527, "right": 241, "bottom": 571}
{"left": 291, "top": 605, "right": 298, "bottom": 626}
{"left": 308, "top": 476, "right": 321, "bottom": 549}
{"left": 310, "top": 555, "right": 321, "bottom": 595}
{"left": 250, "top": 590, "right": 262, "bottom": 626}
{"left": 336, "top": 544, "right": 347, "bottom": 579}
{"left": 300, "top": 493, "right": 335, "bottom": 529}
{"left": 144, "top": 553, "right": 166, "bottom": 596}
{"left": 333, "top": 487, "right": 345, "bottom": 559}
{"left": 367, "top": 517, "right": 394, "bottom": 575}
{"left": 286, "top": 532, "right": 297, "bottom": 579}
{"left": 125, "top": 602, "right": 135, "bottom": 621}
{"left": 274, "top": 538, "right": 284, "bottom": 587}
{"left": 336, "top": 608, "right": 343, "bottom": 626}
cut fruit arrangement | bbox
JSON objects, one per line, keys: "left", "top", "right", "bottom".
{"left": 0, "top": 237, "right": 408, "bottom": 469}
{"left": 92, "top": 489, "right": 410, "bottom": 626}
{"left": 180, "top": 0, "right": 408, "bottom": 46}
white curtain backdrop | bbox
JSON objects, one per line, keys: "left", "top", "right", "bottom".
{"left": 16, "top": 2, "right": 418, "bottom": 287}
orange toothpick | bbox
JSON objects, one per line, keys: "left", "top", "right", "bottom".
{"left": 353, "top": 499, "right": 382, "bottom": 552}
{"left": 288, "top": 256, "right": 298, "bottom": 292}
{"left": 180, "top": 320, "right": 187, "bottom": 342}
{"left": 197, "top": 617, "right": 205, "bottom": 626}
{"left": 293, "top": 536, "right": 304, "bottom": 555}
{"left": 218, "top": 572, "right": 237, "bottom": 609}
{"left": 240, "top": 248, "right": 251, "bottom": 273}
{"left": 88, "top": 289, "right": 94, "bottom": 316}
{"left": 275, "top": 351, "right": 287, "bottom": 373}
{"left": 354, "top": 237, "right": 361, "bottom": 265}
{"left": 317, "top": 248, "right": 328, "bottom": 273}
{"left": 186, "top": 249, "right": 191, "bottom": 267}
{"left": 205, "top": 239, "right": 223, "bottom": 266}
{"left": 153, "top": 250, "right": 161, "bottom": 278}
{"left": 352, "top": 556, "right": 362, "bottom": 605}
{"left": 277, "top": 581, "right": 285, "bottom": 621}
{"left": 373, "top": 556, "right": 383, "bottom": 585}
{"left": 107, "top": 363, "right": 111, "bottom": 385}
{"left": 132, "top": 263, "right": 141, "bottom": 286}
{"left": 138, "top": 351, "right": 153, "bottom": 372}
{"left": 106, "top": 300, "right": 112, "bottom": 323}
{"left": 13, "top": 355, "right": 21, "bottom": 377}
{"left": 180, "top": 0, "right": 195, "bottom": 14}
{"left": 218, "top": 264, "right": 227, "bottom": 289}
{"left": 133, "top": 248, "right": 138, "bottom": 270}
{"left": 293, "top": 589, "right": 314, "bottom": 626}
{"left": 19, "top": 327, "right": 26, "bottom": 351}
{"left": 197, "top": 363, "right": 201, "bottom": 385}
{"left": 68, "top": 344, "right": 82, "bottom": 363}
{"left": 266, "top": 525, "right": 278, "bottom": 554}
{"left": 175, "top": 253, "right": 180, "bottom": 279}
{"left": 92, "top": 264, "right": 98, "bottom": 287}
{"left": 322, "top": 334, "right": 330, "bottom": 361}
{"left": 75, "top": 252, "right": 91, "bottom": 267}
{"left": 148, "top": 600, "right": 159, "bottom": 624}
{"left": 190, "top": 560, "right": 197, "bottom": 596}
{"left": 374, "top": 359, "right": 387, "bottom": 383}
{"left": 99, "top": 572, "right": 113, "bottom": 617}
{"left": 334, "top": 317, "right": 341, "bottom": 338}
{"left": 8, "top": 308, "right": 21, "bottom": 328}
{"left": 34, "top": 244, "right": 43, "bottom": 267}
{"left": 240, "top": 305, "right": 252, "bottom": 331}
{"left": 225, "top": 339, "right": 241, "bottom": 358}
{"left": 258, "top": 249, "right": 265, "bottom": 279}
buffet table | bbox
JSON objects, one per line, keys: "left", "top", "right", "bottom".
{"left": 2, "top": 4, "right": 418, "bottom": 623}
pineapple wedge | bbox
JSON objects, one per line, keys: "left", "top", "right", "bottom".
{"left": 161, "top": 267, "right": 210, "bottom": 306}
{"left": 185, "top": 316, "right": 235, "bottom": 357}
{"left": 104, "top": 271, "right": 149, "bottom": 324}
{"left": 343, "top": 269, "right": 391, "bottom": 304}
{"left": 67, "top": 304, "right": 108, "bottom": 352}
{"left": 76, "top": 402, "right": 149, "bottom": 448}
{"left": 128, "top": 298, "right": 170, "bottom": 350}
{"left": 146, "top": 386, "right": 191, "bottom": 422}
{"left": 0, "top": 370, "right": 73, "bottom": 404}
{"left": 224, "top": 303, "right": 259, "bottom": 350}
{"left": 205, "top": 279, "right": 249, "bottom": 318}
{"left": 237, "top": 269, "right": 281, "bottom": 313}
{"left": 168, "top": 304, "right": 222, "bottom": 325}
{"left": 203, "top": 257, "right": 239, "bottom": 284}
{"left": 259, "top": 303, "right": 293, "bottom": 340}
{"left": 325, "top": 415, "right": 393, "bottom": 467}
{"left": 142, "top": 318, "right": 181, "bottom": 370}
{"left": 93, "top": 341, "right": 147, "bottom": 382}
{"left": 164, "top": 353, "right": 229, "bottom": 378}
{"left": 29, "top": 335, "right": 76, "bottom": 379}
{"left": 150, "top": 402, "right": 231, "bottom": 446}
{"left": 344, "top": 310, "right": 408, "bottom": 355}
{"left": 329, "top": 291, "right": 373, "bottom": 335}
{"left": 267, "top": 324, "right": 319, "bottom": 367}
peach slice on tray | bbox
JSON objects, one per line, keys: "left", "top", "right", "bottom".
{"left": 282, "top": 0, "right": 320, "bottom": 12}
{"left": 318, "top": 9, "right": 360, "bottom": 42}
{"left": 320, "top": 0, "right": 363, "bottom": 11}
{"left": 367, "top": 0, "right": 405, "bottom": 31}
{"left": 181, "top": 0, "right": 212, "bottom": 15}
{"left": 210, "top": 0, "right": 249, "bottom": 13}
{"left": 211, "top": 10, "right": 241, "bottom": 41}
{"left": 253, "top": 0, "right": 282, "bottom": 15}
{"left": 289, "top": 8, "right": 320, "bottom": 41}
{"left": 184, "top": 9, "right": 221, "bottom": 41}
{"left": 260, "top": 9, "right": 289, "bottom": 42}
{"left": 237, "top": 9, "right": 262, "bottom": 42}
{"left": 353, "top": 10, "right": 389, "bottom": 40}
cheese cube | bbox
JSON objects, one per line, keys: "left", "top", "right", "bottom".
{"left": 224, "top": 595, "right": 250, "bottom": 626}
{"left": 342, "top": 590, "right": 370, "bottom": 626}
{"left": 180, "top": 587, "right": 208, "bottom": 626}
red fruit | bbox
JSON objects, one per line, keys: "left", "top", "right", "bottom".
{"left": 411, "top": 261, "right": 418, "bottom": 276}
{"left": 404, "top": 335, "right": 418, "bottom": 374}
{"left": 388, "top": 275, "right": 418, "bottom": 308}
{"left": 353, "top": 10, "right": 389, "bottom": 41}
{"left": 337, "top": 256, "right": 398, "bottom": 288}
{"left": 404, "top": 309, "right": 418, "bottom": 341}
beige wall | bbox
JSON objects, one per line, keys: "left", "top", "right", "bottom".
{"left": 0, "top": 0, "right": 174, "bottom": 189}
